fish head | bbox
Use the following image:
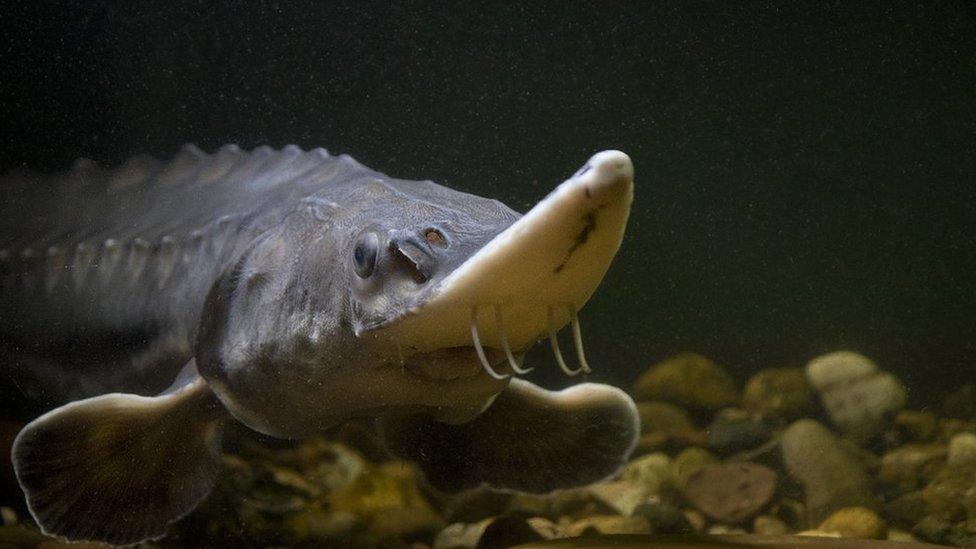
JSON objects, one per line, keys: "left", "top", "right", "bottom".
{"left": 198, "top": 150, "right": 634, "bottom": 436}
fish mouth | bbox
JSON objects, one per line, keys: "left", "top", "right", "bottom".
{"left": 371, "top": 150, "right": 634, "bottom": 380}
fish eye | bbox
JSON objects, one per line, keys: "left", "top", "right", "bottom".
{"left": 353, "top": 233, "right": 378, "bottom": 278}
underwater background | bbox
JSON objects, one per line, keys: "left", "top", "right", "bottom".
{"left": 2, "top": 2, "right": 973, "bottom": 403}
{"left": 1, "top": 2, "right": 975, "bottom": 547}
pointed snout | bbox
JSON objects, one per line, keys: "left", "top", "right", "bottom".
{"left": 371, "top": 150, "right": 635, "bottom": 353}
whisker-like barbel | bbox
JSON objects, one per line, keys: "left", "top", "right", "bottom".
{"left": 548, "top": 306, "right": 584, "bottom": 376}
{"left": 471, "top": 308, "right": 510, "bottom": 380}
{"left": 569, "top": 306, "right": 592, "bottom": 374}
{"left": 495, "top": 304, "right": 533, "bottom": 374}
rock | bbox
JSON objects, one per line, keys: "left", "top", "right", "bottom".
{"left": 633, "top": 401, "right": 706, "bottom": 452}
{"left": 752, "top": 514, "right": 790, "bottom": 536}
{"left": 588, "top": 480, "right": 655, "bottom": 517}
{"left": 913, "top": 515, "right": 976, "bottom": 547}
{"left": 883, "top": 491, "right": 928, "bottom": 528}
{"left": 622, "top": 453, "right": 674, "bottom": 495}
{"left": 434, "top": 516, "right": 552, "bottom": 549}
{"left": 892, "top": 410, "right": 939, "bottom": 442}
{"left": 817, "top": 506, "right": 887, "bottom": 539}
{"left": 805, "top": 351, "right": 878, "bottom": 390}
{"left": 706, "top": 524, "right": 748, "bottom": 535}
{"left": 948, "top": 432, "right": 976, "bottom": 469}
{"left": 796, "top": 529, "right": 843, "bottom": 538}
{"left": 921, "top": 463, "right": 976, "bottom": 522}
{"left": 886, "top": 528, "right": 918, "bottom": 543}
{"left": 805, "top": 351, "right": 907, "bottom": 444}
{"left": 282, "top": 507, "right": 359, "bottom": 542}
{"left": 683, "top": 509, "right": 707, "bottom": 533}
{"left": 670, "top": 447, "right": 717, "bottom": 489}
{"left": 631, "top": 498, "right": 694, "bottom": 534}
{"left": 780, "top": 419, "right": 878, "bottom": 523}
{"left": 680, "top": 462, "right": 777, "bottom": 523}
{"left": 547, "top": 487, "right": 615, "bottom": 520}
{"left": 636, "top": 401, "right": 696, "bottom": 434}
{"left": 878, "top": 444, "right": 947, "bottom": 492}
{"left": 329, "top": 461, "right": 444, "bottom": 538}
{"left": 742, "top": 367, "right": 813, "bottom": 421}
{"left": 565, "top": 515, "right": 650, "bottom": 536}
{"left": 633, "top": 353, "right": 739, "bottom": 413}
{"left": 705, "top": 408, "right": 772, "bottom": 453}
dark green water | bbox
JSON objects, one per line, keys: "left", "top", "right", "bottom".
{"left": 2, "top": 2, "right": 974, "bottom": 402}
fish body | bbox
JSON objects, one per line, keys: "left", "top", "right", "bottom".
{"left": 1, "top": 145, "right": 640, "bottom": 544}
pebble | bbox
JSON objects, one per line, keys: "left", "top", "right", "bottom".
{"left": 631, "top": 498, "right": 694, "bottom": 534}
{"left": 892, "top": 410, "right": 939, "bottom": 442}
{"left": 920, "top": 463, "right": 975, "bottom": 522}
{"left": 632, "top": 353, "right": 740, "bottom": 413}
{"left": 705, "top": 408, "right": 772, "bottom": 453}
{"left": 878, "top": 444, "right": 947, "bottom": 492}
{"left": 636, "top": 400, "right": 696, "bottom": 434}
{"left": 565, "top": 515, "right": 651, "bottom": 536}
{"left": 622, "top": 453, "right": 674, "bottom": 495}
{"left": 752, "top": 514, "right": 790, "bottom": 536}
{"left": 780, "top": 419, "right": 878, "bottom": 523}
{"left": 434, "top": 516, "right": 553, "bottom": 549}
{"left": 947, "top": 432, "right": 976, "bottom": 468}
{"left": 742, "top": 367, "right": 813, "bottom": 421}
{"left": 669, "top": 447, "right": 718, "bottom": 489}
{"left": 805, "top": 351, "right": 908, "bottom": 443}
{"left": 680, "top": 462, "right": 777, "bottom": 523}
{"left": 817, "top": 506, "right": 887, "bottom": 539}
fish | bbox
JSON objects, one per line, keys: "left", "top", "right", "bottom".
{"left": 0, "top": 145, "right": 639, "bottom": 544}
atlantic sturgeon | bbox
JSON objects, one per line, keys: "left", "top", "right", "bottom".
{"left": 0, "top": 145, "right": 639, "bottom": 544}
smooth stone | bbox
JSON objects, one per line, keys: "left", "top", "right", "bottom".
{"left": 670, "top": 447, "right": 718, "bottom": 489}
{"left": 921, "top": 463, "right": 976, "bottom": 522}
{"left": 631, "top": 498, "right": 694, "bottom": 534}
{"left": 565, "top": 515, "right": 651, "bottom": 537}
{"left": 805, "top": 351, "right": 878, "bottom": 391}
{"left": 636, "top": 401, "right": 696, "bottom": 435}
{"left": 680, "top": 462, "right": 777, "bottom": 523}
{"left": 622, "top": 453, "right": 674, "bottom": 496}
{"left": 878, "top": 444, "right": 947, "bottom": 492}
{"left": 753, "top": 514, "right": 790, "bottom": 536}
{"left": 588, "top": 480, "right": 656, "bottom": 516}
{"left": 706, "top": 408, "right": 772, "bottom": 453}
{"left": 892, "top": 410, "right": 939, "bottom": 442}
{"left": 948, "top": 432, "right": 976, "bottom": 468}
{"left": 780, "top": 419, "right": 878, "bottom": 523}
{"left": 913, "top": 515, "right": 976, "bottom": 546}
{"left": 282, "top": 507, "right": 359, "bottom": 542}
{"left": 821, "top": 372, "right": 908, "bottom": 444}
{"left": 817, "top": 506, "right": 887, "bottom": 539}
{"left": 742, "top": 367, "right": 813, "bottom": 421}
{"left": 434, "top": 516, "right": 553, "bottom": 549}
{"left": 329, "top": 461, "right": 444, "bottom": 537}
{"left": 632, "top": 353, "right": 740, "bottom": 413}
{"left": 883, "top": 491, "right": 928, "bottom": 528}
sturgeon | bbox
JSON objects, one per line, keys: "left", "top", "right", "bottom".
{"left": 0, "top": 145, "right": 639, "bottom": 545}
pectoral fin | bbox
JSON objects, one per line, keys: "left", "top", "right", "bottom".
{"left": 11, "top": 360, "right": 226, "bottom": 545}
{"left": 380, "top": 379, "right": 639, "bottom": 493}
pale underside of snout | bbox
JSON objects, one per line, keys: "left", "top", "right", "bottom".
{"left": 372, "top": 150, "right": 634, "bottom": 363}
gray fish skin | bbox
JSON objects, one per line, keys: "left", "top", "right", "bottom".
{"left": 0, "top": 144, "right": 516, "bottom": 405}
{"left": 4, "top": 144, "right": 639, "bottom": 545}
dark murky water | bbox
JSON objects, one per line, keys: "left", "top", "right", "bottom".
{"left": 1, "top": 3, "right": 973, "bottom": 547}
